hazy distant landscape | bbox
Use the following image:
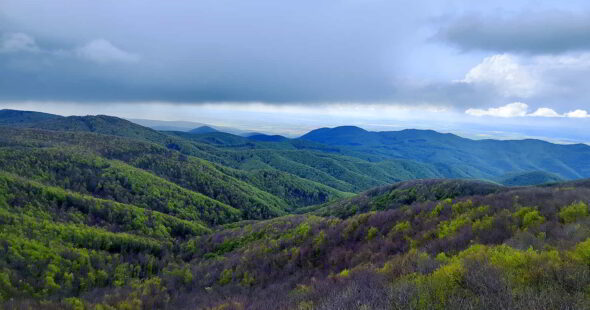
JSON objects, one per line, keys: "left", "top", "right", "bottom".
{"left": 3, "top": 0, "right": 590, "bottom": 309}
{"left": 0, "top": 109, "right": 588, "bottom": 309}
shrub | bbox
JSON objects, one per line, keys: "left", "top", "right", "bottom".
{"left": 63, "top": 297, "right": 85, "bottom": 310}
{"left": 366, "top": 227, "right": 379, "bottom": 241}
{"left": 574, "top": 238, "right": 590, "bottom": 264}
{"left": 430, "top": 199, "right": 451, "bottom": 217}
{"left": 218, "top": 269, "right": 233, "bottom": 285}
{"left": 513, "top": 207, "right": 545, "bottom": 229}
{"left": 338, "top": 269, "right": 350, "bottom": 277}
{"left": 438, "top": 215, "right": 470, "bottom": 239}
{"left": 559, "top": 202, "right": 588, "bottom": 224}
{"left": 451, "top": 200, "right": 473, "bottom": 217}
{"left": 392, "top": 221, "right": 411, "bottom": 234}
{"left": 472, "top": 215, "right": 494, "bottom": 232}
{"left": 522, "top": 211, "right": 544, "bottom": 229}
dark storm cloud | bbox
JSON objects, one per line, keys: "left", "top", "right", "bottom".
{"left": 1, "top": 0, "right": 429, "bottom": 103}
{"left": 437, "top": 11, "right": 590, "bottom": 54}
{"left": 2, "top": 0, "right": 590, "bottom": 107}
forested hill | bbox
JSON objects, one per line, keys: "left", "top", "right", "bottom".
{"left": 3, "top": 109, "right": 590, "bottom": 185}
{"left": 300, "top": 125, "right": 590, "bottom": 180}
{"left": 2, "top": 109, "right": 590, "bottom": 309}
{"left": 495, "top": 170, "right": 565, "bottom": 186}
{"left": 0, "top": 109, "right": 62, "bottom": 126}
{"left": 3, "top": 171, "right": 590, "bottom": 308}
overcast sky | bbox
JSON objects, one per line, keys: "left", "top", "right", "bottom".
{"left": 1, "top": 0, "right": 590, "bottom": 141}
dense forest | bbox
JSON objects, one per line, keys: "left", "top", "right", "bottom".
{"left": 1, "top": 109, "right": 590, "bottom": 309}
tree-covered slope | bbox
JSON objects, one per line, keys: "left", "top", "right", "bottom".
{"left": 5, "top": 110, "right": 590, "bottom": 187}
{"left": 0, "top": 111, "right": 489, "bottom": 193}
{"left": 0, "top": 171, "right": 211, "bottom": 303}
{"left": 0, "top": 147, "right": 242, "bottom": 225}
{"left": 306, "top": 179, "right": 506, "bottom": 218}
{"left": 188, "top": 126, "right": 219, "bottom": 134}
{"left": 165, "top": 131, "right": 445, "bottom": 192}
{"left": 496, "top": 170, "right": 565, "bottom": 186}
{"left": 0, "top": 127, "right": 290, "bottom": 219}
{"left": 247, "top": 133, "right": 289, "bottom": 142}
{"left": 0, "top": 109, "right": 62, "bottom": 126}
{"left": 6, "top": 176, "right": 590, "bottom": 309}
{"left": 30, "top": 114, "right": 169, "bottom": 144}
{"left": 300, "top": 126, "right": 590, "bottom": 180}
{"left": 177, "top": 181, "right": 590, "bottom": 309}
{"left": 0, "top": 112, "right": 359, "bottom": 207}
{"left": 2, "top": 109, "right": 590, "bottom": 309}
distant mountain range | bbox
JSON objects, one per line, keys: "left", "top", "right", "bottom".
{"left": 188, "top": 125, "right": 219, "bottom": 134}
{"left": 247, "top": 133, "right": 289, "bottom": 142}
{"left": 299, "top": 125, "right": 590, "bottom": 181}
{"left": 495, "top": 170, "right": 564, "bottom": 186}
{"left": 0, "top": 109, "right": 62, "bottom": 126}
{"left": 128, "top": 117, "right": 253, "bottom": 136}
{"left": 1, "top": 109, "right": 589, "bottom": 187}
{"left": 126, "top": 118, "right": 206, "bottom": 131}
{"left": 1, "top": 109, "right": 590, "bottom": 308}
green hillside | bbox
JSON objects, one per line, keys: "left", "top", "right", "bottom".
{"left": 0, "top": 147, "right": 242, "bottom": 225}
{"left": 0, "top": 127, "right": 290, "bottom": 219}
{"left": 7, "top": 110, "right": 586, "bottom": 192}
{"left": 0, "top": 111, "right": 445, "bottom": 196}
{"left": 301, "top": 126, "right": 590, "bottom": 180}
{"left": 173, "top": 181, "right": 590, "bottom": 309}
{"left": 0, "top": 109, "right": 62, "bottom": 126}
{"left": 1, "top": 110, "right": 590, "bottom": 309}
{"left": 1, "top": 112, "right": 401, "bottom": 205}
{"left": 166, "top": 131, "right": 445, "bottom": 192}
{"left": 496, "top": 170, "right": 565, "bottom": 186}
{"left": 4, "top": 175, "right": 590, "bottom": 309}
{"left": 306, "top": 179, "right": 505, "bottom": 218}
{"left": 31, "top": 114, "right": 169, "bottom": 143}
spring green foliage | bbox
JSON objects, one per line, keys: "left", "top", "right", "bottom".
{"left": 392, "top": 220, "right": 411, "bottom": 234}
{"left": 0, "top": 148, "right": 241, "bottom": 225}
{"left": 313, "top": 179, "right": 503, "bottom": 218}
{"left": 496, "top": 170, "right": 564, "bottom": 186}
{"left": 438, "top": 214, "right": 470, "bottom": 238}
{"left": 366, "top": 227, "right": 379, "bottom": 240}
{"left": 559, "top": 201, "right": 589, "bottom": 223}
{"left": 430, "top": 198, "right": 451, "bottom": 217}
{"left": 0, "top": 126, "right": 350, "bottom": 219}
{"left": 522, "top": 210, "right": 545, "bottom": 229}
{"left": 218, "top": 269, "right": 233, "bottom": 285}
{"left": 300, "top": 125, "right": 590, "bottom": 181}
{"left": 337, "top": 269, "right": 350, "bottom": 277}
{"left": 3, "top": 172, "right": 590, "bottom": 309}
{"left": 513, "top": 207, "right": 546, "bottom": 229}
{"left": 2, "top": 111, "right": 590, "bottom": 309}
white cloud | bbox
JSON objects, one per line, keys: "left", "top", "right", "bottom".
{"left": 565, "top": 109, "right": 589, "bottom": 118}
{"left": 75, "top": 39, "right": 139, "bottom": 64}
{"left": 460, "top": 53, "right": 590, "bottom": 104}
{"left": 530, "top": 107, "right": 561, "bottom": 117}
{"left": 466, "top": 103, "right": 589, "bottom": 118}
{"left": 466, "top": 102, "right": 529, "bottom": 117}
{"left": 0, "top": 33, "right": 39, "bottom": 53}
{"left": 461, "top": 54, "right": 538, "bottom": 98}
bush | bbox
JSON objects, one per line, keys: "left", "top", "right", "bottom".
{"left": 366, "top": 227, "right": 379, "bottom": 241}
{"left": 559, "top": 202, "right": 588, "bottom": 224}
{"left": 218, "top": 269, "right": 233, "bottom": 285}
{"left": 522, "top": 210, "right": 545, "bottom": 229}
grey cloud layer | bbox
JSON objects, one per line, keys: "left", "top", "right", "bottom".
{"left": 1, "top": 1, "right": 424, "bottom": 103}
{"left": 437, "top": 11, "right": 590, "bottom": 54}
{"left": 1, "top": 0, "right": 590, "bottom": 108}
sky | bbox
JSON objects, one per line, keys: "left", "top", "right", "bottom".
{"left": 1, "top": 0, "right": 590, "bottom": 142}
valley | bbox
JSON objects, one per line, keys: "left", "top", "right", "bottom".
{"left": 0, "top": 109, "right": 589, "bottom": 309}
